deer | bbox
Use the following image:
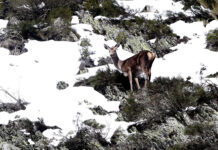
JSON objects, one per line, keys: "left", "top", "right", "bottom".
{"left": 104, "top": 43, "right": 156, "bottom": 92}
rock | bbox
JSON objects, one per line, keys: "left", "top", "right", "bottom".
{"left": 56, "top": 81, "right": 69, "bottom": 90}
{"left": 150, "top": 36, "right": 178, "bottom": 57}
{"left": 83, "top": 119, "right": 105, "bottom": 130}
{"left": 0, "top": 142, "right": 20, "bottom": 150}
{"left": 90, "top": 106, "right": 108, "bottom": 115}
{"left": 8, "top": 17, "right": 20, "bottom": 26}
{"left": 0, "top": 30, "right": 28, "bottom": 55}
{"left": 0, "top": 101, "right": 27, "bottom": 113}
{"left": 80, "top": 12, "right": 151, "bottom": 54}
{"left": 111, "top": 128, "right": 127, "bottom": 145}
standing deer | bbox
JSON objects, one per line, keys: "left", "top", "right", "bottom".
{"left": 104, "top": 43, "right": 156, "bottom": 92}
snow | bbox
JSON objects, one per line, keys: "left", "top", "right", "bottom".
{"left": 71, "top": 16, "right": 79, "bottom": 24}
{"left": 151, "top": 20, "right": 218, "bottom": 84}
{"left": 0, "top": 19, "right": 131, "bottom": 145}
{"left": 0, "top": 0, "right": 218, "bottom": 146}
{"left": 116, "top": 0, "right": 193, "bottom": 20}
{"left": 38, "top": 2, "right": 45, "bottom": 9}
{"left": 0, "top": 20, "right": 8, "bottom": 33}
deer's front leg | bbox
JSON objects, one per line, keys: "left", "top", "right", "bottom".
{"left": 128, "top": 70, "right": 133, "bottom": 92}
{"left": 142, "top": 68, "right": 149, "bottom": 90}
{"left": 134, "top": 77, "right": 141, "bottom": 90}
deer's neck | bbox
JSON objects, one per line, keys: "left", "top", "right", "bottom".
{"left": 110, "top": 52, "right": 121, "bottom": 70}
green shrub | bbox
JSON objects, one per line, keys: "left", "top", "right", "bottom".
{"left": 206, "top": 29, "right": 218, "bottom": 51}
{"left": 58, "top": 128, "right": 109, "bottom": 150}
{"left": 74, "top": 68, "right": 130, "bottom": 94}
{"left": 4, "top": 0, "right": 82, "bottom": 40}
{"left": 184, "top": 122, "right": 215, "bottom": 135}
{"left": 80, "top": 47, "right": 91, "bottom": 60}
{"left": 121, "top": 94, "right": 145, "bottom": 121}
{"left": 83, "top": 119, "right": 105, "bottom": 130}
{"left": 144, "top": 19, "right": 176, "bottom": 39}
{"left": 148, "top": 77, "right": 206, "bottom": 109}
{"left": 18, "top": 21, "right": 38, "bottom": 39}
{"left": 47, "top": 6, "right": 72, "bottom": 24}
{"left": 199, "top": 0, "right": 216, "bottom": 9}
{"left": 120, "top": 17, "right": 176, "bottom": 40}
{"left": 115, "top": 31, "right": 127, "bottom": 44}
{"left": 207, "top": 29, "right": 218, "bottom": 43}
{"left": 207, "top": 72, "right": 218, "bottom": 78}
{"left": 84, "top": 0, "right": 126, "bottom": 17}
{"left": 80, "top": 38, "right": 91, "bottom": 47}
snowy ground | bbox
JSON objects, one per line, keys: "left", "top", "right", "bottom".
{"left": 116, "top": 0, "right": 193, "bottom": 19}
{"left": 0, "top": 0, "right": 218, "bottom": 146}
{"left": 152, "top": 20, "right": 218, "bottom": 84}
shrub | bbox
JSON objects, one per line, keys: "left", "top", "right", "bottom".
{"left": 115, "top": 31, "right": 127, "bottom": 44}
{"left": 184, "top": 122, "right": 215, "bottom": 135}
{"left": 46, "top": 6, "right": 72, "bottom": 24}
{"left": 74, "top": 68, "right": 130, "bottom": 94}
{"left": 120, "top": 17, "right": 176, "bottom": 40}
{"left": 80, "top": 47, "right": 91, "bottom": 60}
{"left": 4, "top": 0, "right": 82, "bottom": 40}
{"left": 84, "top": 0, "right": 126, "bottom": 17}
{"left": 120, "top": 94, "right": 146, "bottom": 121}
{"left": 207, "top": 72, "right": 218, "bottom": 78}
{"left": 206, "top": 29, "right": 218, "bottom": 51}
{"left": 173, "top": 0, "right": 201, "bottom": 10}
{"left": 18, "top": 21, "right": 38, "bottom": 39}
{"left": 144, "top": 19, "right": 176, "bottom": 39}
{"left": 199, "top": 0, "right": 216, "bottom": 9}
{"left": 58, "top": 128, "right": 109, "bottom": 150}
{"left": 148, "top": 77, "right": 207, "bottom": 109}
{"left": 207, "top": 29, "right": 218, "bottom": 43}
{"left": 80, "top": 37, "right": 91, "bottom": 47}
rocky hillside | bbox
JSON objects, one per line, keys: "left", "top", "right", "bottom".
{"left": 0, "top": 0, "right": 218, "bottom": 149}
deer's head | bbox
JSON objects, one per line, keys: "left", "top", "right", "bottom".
{"left": 104, "top": 43, "right": 120, "bottom": 55}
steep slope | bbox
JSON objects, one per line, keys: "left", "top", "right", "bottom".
{"left": 0, "top": 0, "right": 217, "bottom": 148}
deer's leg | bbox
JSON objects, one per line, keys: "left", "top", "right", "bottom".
{"left": 142, "top": 68, "right": 150, "bottom": 89}
{"left": 134, "top": 77, "right": 141, "bottom": 90}
{"left": 128, "top": 70, "right": 133, "bottom": 92}
{"left": 148, "top": 69, "right": 151, "bottom": 81}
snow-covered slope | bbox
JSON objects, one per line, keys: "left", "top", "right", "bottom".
{"left": 116, "top": 0, "right": 193, "bottom": 19}
{"left": 0, "top": 18, "right": 131, "bottom": 145}
{"left": 0, "top": 0, "right": 217, "bottom": 146}
{"left": 152, "top": 20, "right": 218, "bottom": 84}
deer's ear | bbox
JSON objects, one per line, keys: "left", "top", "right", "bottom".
{"left": 115, "top": 43, "right": 120, "bottom": 49}
{"left": 104, "top": 44, "right": 110, "bottom": 50}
